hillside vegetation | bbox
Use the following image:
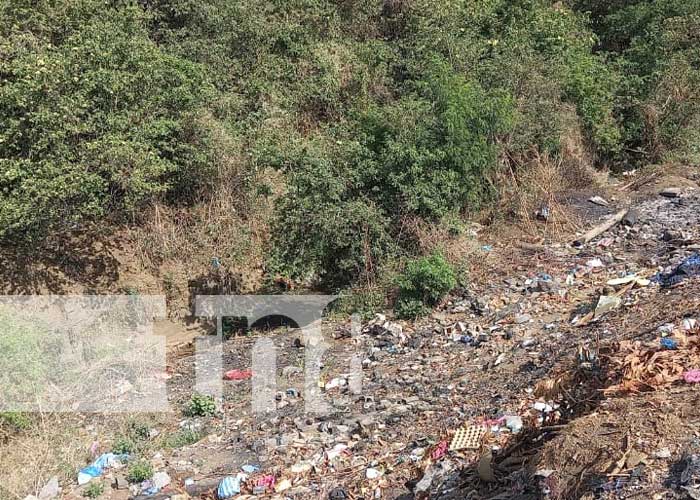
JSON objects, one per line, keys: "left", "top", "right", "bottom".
{"left": 1, "top": 0, "right": 699, "bottom": 297}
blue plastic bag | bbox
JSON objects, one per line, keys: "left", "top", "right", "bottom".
{"left": 77, "top": 453, "right": 129, "bottom": 485}
{"left": 217, "top": 474, "right": 247, "bottom": 499}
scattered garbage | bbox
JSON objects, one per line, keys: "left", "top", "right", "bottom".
{"left": 589, "top": 196, "right": 609, "bottom": 206}
{"left": 366, "top": 468, "right": 382, "bottom": 479}
{"left": 660, "top": 187, "right": 682, "bottom": 198}
{"left": 607, "top": 275, "right": 650, "bottom": 287}
{"left": 140, "top": 471, "right": 171, "bottom": 496}
{"left": 223, "top": 368, "right": 252, "bottom": 381}
{"left": 504, "top": 415, "right": 523, "bottom": 434}
{"left": 654, "top": 253, "right": 700, "bottom": 287}
{"left": 324, "top": 377, "right": 347, "bottom": 390}
{"left": 684, "top": 370, "right": 700, "bottom": 383}
{"left": 52, "top": 190, "right": 700, "bottom": 499}
{"left": 431, "top": 440, "right": 449, "bottom": 459}
{"left": 326, "top": 443, "right": 349, "bottom": 461}
{"left": 217, "top": 474, "right": 247, "bottom": 499}
{"left": 274, "top": 478, "right": 291, "bottom": 493}
{"left": 622, "top": 209, "right": 639, "bottom": 226}
{"left": 661, "top": 338, "right": 678, "bottom": 350}
{"left": 594, "top": 295, "right": 622, "bottom": 318}
{"left": 256, "top": 474, "right": 276, "bottom": 490}
{"left": 449, "top": 426, "right": 484, "bottom": 451}
{"left": 586, "top": 258, "right": 605, "bottom": 269}
{"left": 77, "top": 453, "right": 128, "bottom": 485}
{"left": 328, "top": 487, "right": 349, "bottom": 500}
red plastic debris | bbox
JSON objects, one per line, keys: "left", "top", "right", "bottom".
{"left": 223, "top": 369, "right": 252, "bottom": 380}
{"left": 431, "top": 440, "right": 449, "bottom": 460}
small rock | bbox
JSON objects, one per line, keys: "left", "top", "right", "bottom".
{"left": 655, "top": 448, "right": 672, "bottom": 459}
{"left": 521, "top": 338, "right": 536, "bottom": 348}
{"left": 282, "top": 366, "right": 302, "bottom": 377}
{"left": 288, "top": 486, "right": 313, "bottom": 496}
{"left": 114, "top": 476, "right": 129, "bottom": 490}
{"left": 329, "top": 487, "right": 349, "bottom": 500}
{"left": 514, "top": 314, "right": 531, "bottom": 324}
{"left": 660, "top": 187, "right": 681, "bottom": 198}
{"left": 622, "top": 209, "right": 639, "bottom": 227}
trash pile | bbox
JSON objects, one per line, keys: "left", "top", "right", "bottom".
{"left": 605, "top": 320, "right": 700, "bottom": 394}
{"left": 39, "top": 185, "right": 700, "bottom": 500}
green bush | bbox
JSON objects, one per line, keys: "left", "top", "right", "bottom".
{"left": 185, "top": 393, "right": 216, "bottom": 417}
{"left": 112, "top": 436, "right": 136, "bottom": 455}
{"left": 0, "top": 1, "right": 216, "bottom": 240}
{"left": 395, "top": 253, "right": 456, "bottom": 318}
{"left": 165, "top": 428, "right": 204, "bottom": 449}
{"left": 83, "top": 481, "right": 104, "bottom": 499}
{"left": 270, "top": 58, "right": 513, "bottom": 287}
{"left": 0, "top": 412, "right": 32, "bottom": 432}
{"left": 126, "top": 460, "right": 153, "bottom": 483}
{"left": 576, "top": 0, "right": 700, "bottom": 164}
{"left": 268, "top": 136, "right": 394, "bottom": 286}
{"left": 395, "top": 298, "right": 429, "bottom": 320}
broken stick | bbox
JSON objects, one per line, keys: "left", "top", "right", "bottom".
{"left": 573, "top": 208, "right": 628, "bottom": 247}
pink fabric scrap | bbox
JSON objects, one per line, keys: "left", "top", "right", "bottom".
{"left": 256, "top": 475, "right": 276, "bottom": 488}
{"left": 684, "top": 369, "right": 700, "bottom": 383}
{"left": 431, "top": 440, "right": 449, "bottom": 460}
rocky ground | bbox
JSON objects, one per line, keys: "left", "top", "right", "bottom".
{"left": 15, "top": 170, "right": 700, "bottom": 500}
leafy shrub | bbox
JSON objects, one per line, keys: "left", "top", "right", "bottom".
{"left": 185, "top": 393, "right": 216, "bottom": 417}
{"left": 395, "top": 253, "right": 456, "bottom": 318}
{"left": 270, "top": 59, "right": 513, "bottom": 287}
{"left": 0, "top": 412, "right": 31, "bottom": 432}
{"left": 112, "top": 436, "right": 136, "bottom": 455}
{"left": 83, "top": 481, "right": 104, "bottom": 499}
{"left": 0, "top": 1, "right": 216, "bottom": 240}
{"left": 126, "top": 460, "right": 153, "bottom": 483}
{"left": 165, "top": 428, "right": 204, "bottom": 449}
{"left": 395, "top": 297, "right": 429, "bottom": 320}
{"left": 269, "top": 138, "right": 394, "bottom": 286}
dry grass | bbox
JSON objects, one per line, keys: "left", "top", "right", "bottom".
{"left": 490, "top": 150, "right": 595, "bottom": 242}
{"left": 0, "top": 412, "right": 173, "bottom": 499}
{"left": 129, "top": 122, "right": 279, "bottom": 313}
{"left": 408, "top": 217, "right": 484, "bottom": 267}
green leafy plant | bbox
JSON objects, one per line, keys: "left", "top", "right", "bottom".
{"left": 0, "top": 412, "right": 31, "bottom": 432}
{"left": 185, "top": 393, "right": 216, "bottom": 417}
{"left": 126, "top": 460, "right": 153, "bottom": 484}
{"left": 165, "top": 428, "right": 204, "bottom": 449}
{"left": 112, "top": 436, "right": 136, "bottom": 455}
{"left": 395, "top": 298, "right": 429, "bottom": 320}
{"left": 395, "top": 253, "right": 456, "bottom": 318}
{"left": 83, "top": 481, "right": 104, "bottom": 499}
